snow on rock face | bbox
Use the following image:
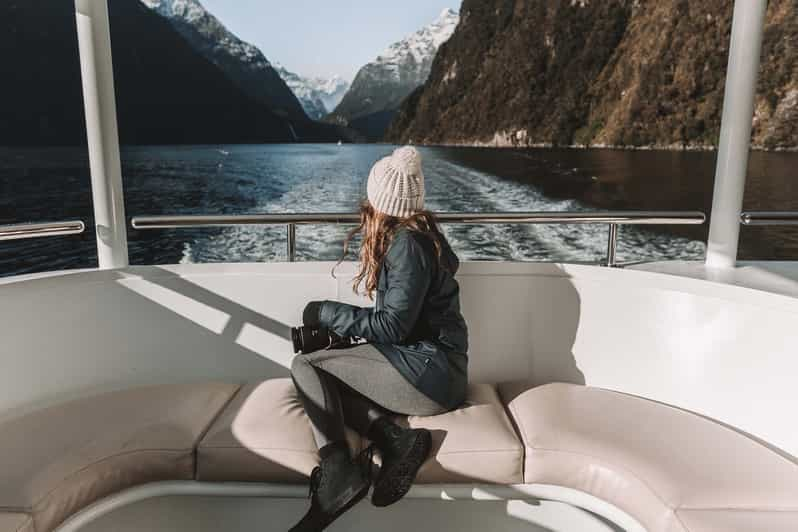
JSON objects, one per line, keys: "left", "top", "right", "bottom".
{"left": 140, "top": 0, "right": 306, "bottom": 120}
{"left": 275, "top": 63, "right": 350, "bottom": 120}
{"left": 332, "top": 8, "right": 459, "bottom": 133}
{"left": 141, "top": 0, "right": 267, "bottom": 68}
{"left": 374, "top": 8, "right": 460, "bottom": 84}
{"left": 316, "top": 76, "right": 350, "bottom": 112}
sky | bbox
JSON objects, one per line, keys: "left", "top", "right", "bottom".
{"left": 200, "top": 0, "right": 459, "bottom": 81}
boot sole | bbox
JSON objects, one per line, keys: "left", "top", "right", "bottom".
{"left": 372, "top": 430, "right": 432, "bottom": 507}
{"left": 291, "top": 479, "right": 370, "bottom": 532}
{"left": 322, "top": 480, "right": 371, "bottom": 528}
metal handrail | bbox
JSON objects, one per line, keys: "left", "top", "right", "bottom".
{"left": 740, "top": 211, "right": 798, "bottom": 226}
{"left": 0, "top": 221, "right": 86, "bottom": 242}
{"left": 131, "top": 211, "right": 706, "bottom": 267}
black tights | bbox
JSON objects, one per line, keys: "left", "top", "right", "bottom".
{"left": 290, "top": 346, "right": 447, "bottom": 452}
{"left": 291, "top": 355, "right": 388, "bottom": 448}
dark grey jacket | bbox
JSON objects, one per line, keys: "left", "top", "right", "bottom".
{"left": 318, "top": 228, "right": 468, "bottom": 409}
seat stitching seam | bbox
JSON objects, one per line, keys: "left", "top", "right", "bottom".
{"left": 198, "top": 447, "right": 321, "bottom": 453}
{"left": 14, "top": 515, "right": 33, "bottom": 532}
{"left": 194, "top": 384, "right": 246, "bottom": 478}
{"left": 424, "top": 449, "right": 524, "bottom": 455}
{"left": 199, "top": 446, "right": 523, "bottom": 455}
{"left": 0, "top": 507, "right": 31, "bottom": 514}
{"left": 673, "top": 507, "right": 691, "bottom": 532}
{"left": 507, "top": 402, "right": 530, "bottom": 446}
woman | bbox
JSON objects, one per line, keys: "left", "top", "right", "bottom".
{"left": 289, "top": 146, "right": 469, "bottom": 532}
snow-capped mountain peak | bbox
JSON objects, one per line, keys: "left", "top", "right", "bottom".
{"left": 141, "top": 0, "right": 270, "bottom": 69}
{"left": 274, "top": 63, "right": 350, "bottom": 120}
{"left": 140, "top": 0, "right": 311, "bottom": 120}
{"left": 374, "top": 8, "right": 460, "bottom": 75}
{"left": 331, "top": 7, "right": 460, "bottom": 134}
{"left": 141, "top": 0, "right": 205, "bottom": 23}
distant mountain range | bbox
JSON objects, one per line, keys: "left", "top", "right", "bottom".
{"left": 274, "top": 64, "right": 349, "bottom": 120}
{"left": 0, "top": 0, "right": 351, "bottom": 145}
{"left": 5, "top": 0, "right": 795, "bottom": 150}
{"left": 329, "top": 9, "right": 459, "bottom": 141}
{"left": 387, "top": 0, "right": 798, "bottom": 150}
{"left": 141, "top": 0, "right": 308, "bottom": 121}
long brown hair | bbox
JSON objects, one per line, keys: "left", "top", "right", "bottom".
{"left": 335, "top": 201, "right": 446, "bottom": 299}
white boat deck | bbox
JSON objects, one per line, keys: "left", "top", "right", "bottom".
{"left": 631, "top": 260, "right": 798, "bottom": 300}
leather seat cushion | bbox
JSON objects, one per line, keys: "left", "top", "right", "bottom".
{"left": 500, "top": 382, "right": 798, "bottom": 532}
{"left": 403, "top": 383, "right": 524, "bottom": 484}
{"left": 0, "top": 382, "right": 239, "bottom": 532}
{"left": 197, "top": 379, "right": 360, "bottom": 483}
{"left": 0, "top": 514, "right": 33, "bottom": 532}
{"left": 676, "top": 509, "right": 798, "bottom": 532}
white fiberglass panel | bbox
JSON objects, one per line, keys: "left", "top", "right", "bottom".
{"left": 0, "top": 262, "right": 796, "bottom": 461}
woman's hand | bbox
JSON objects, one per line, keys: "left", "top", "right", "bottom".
{"left": 302, "top": 301, "right": 324, "bottom": 327}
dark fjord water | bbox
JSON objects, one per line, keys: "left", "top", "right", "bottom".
{"left": 2, "top": 144, "right": 797, "bottom": 277}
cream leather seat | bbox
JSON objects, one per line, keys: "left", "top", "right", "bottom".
{"left": 0, "top": 513, "right": 33, "bottom": 532}
{"left": 197, "top": 379, "right": 360, "bottom": 483}
{"left": 676, "top": 509, "right": 798, "bottom": 532}
{"left": 500, "top": 382, "right": 798, "bottom": 532}
{"left": 400, "top": 383, "right": 523, "bottom": 484}
{"left": 3, "top": 378, "right": 798, "bottom": 532}
{"left": 198, "top": 380, "right": 524, "bottom": 485}
{"left": 0, "top": 382, "right": 239, "bottom": 532}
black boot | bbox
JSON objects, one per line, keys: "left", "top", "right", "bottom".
{"left": 369, "top": 418, "right": 432, "bottom": 507}
{"left": 289, "top": 442, "right": 372, "bottom": 532}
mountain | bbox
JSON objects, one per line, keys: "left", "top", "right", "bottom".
{"left": 387, "top": 0, "right": 798, "bottom": 150}
{"left": 316, "top": 77, "right": 351, "bottom": 114}
{"left": 141, "top": 0, "right": 307, "bottom": 121}
{"left": 329, "top": 8, "right": 459, "bottom": 141}
{"left": 0, "top": 0, "right": 349, "bottom": 145}
{"left": 275, "top": 64, "right": 350, "bottom": 120}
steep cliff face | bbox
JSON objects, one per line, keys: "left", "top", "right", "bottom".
{"left": 388, "top": 0, "right": 798, "bottom": 150}
{"left": 752, "top": 0, "right": 798, "bottom": 150}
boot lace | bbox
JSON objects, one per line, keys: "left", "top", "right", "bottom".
{"left": 308, "top": 466, "right": 324, "bottom": 499}
{"left": 306, "top": 445, "right": 374, "bottom": 499}
{"left": 356, "top": 444, "right": 376, "bottom": 481}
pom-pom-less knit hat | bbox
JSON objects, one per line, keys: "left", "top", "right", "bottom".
{"left": 367, "top": 146, "right": 425, "bottom": 218}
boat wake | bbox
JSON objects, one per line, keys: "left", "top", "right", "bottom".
{"left": 179, "top": 147, "right": 706, "bottom": 265}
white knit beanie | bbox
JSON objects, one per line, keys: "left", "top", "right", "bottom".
{"left": 367, "top": 146, "right": 425, "bottom": 218}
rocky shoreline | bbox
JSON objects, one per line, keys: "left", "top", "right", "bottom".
{"left": 406, "top": 135, "right": 798, "bottom": 153}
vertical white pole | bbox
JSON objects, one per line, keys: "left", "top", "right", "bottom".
{"left": 705, "top": 0, "right": 767, "bottom": 269}
{"left": 75, "top": 0, "right": 129, "bottom": 269}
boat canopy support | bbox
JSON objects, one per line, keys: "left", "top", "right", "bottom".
{"left": 705, "top": 0, "right": 768, "bottom": 269}
{"left": 75, "top": 0, "right": 128, "bottom": 269}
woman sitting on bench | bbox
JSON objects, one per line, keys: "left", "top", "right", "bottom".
{"left": 289, "top": 146, "right": 469, "bottom": 532}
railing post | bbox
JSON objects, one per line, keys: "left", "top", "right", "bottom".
{"left": 606, "top": 223, "right": 618, "bottom": 267}
{"left": 75, "top": 0, "right": 128, "bottom": 269}
{"left": 286, "top": 223, "right": 296, "bottom": 262}
{"left": 705, "top": 0, "right": 767, "bottom": 269}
